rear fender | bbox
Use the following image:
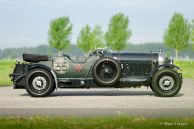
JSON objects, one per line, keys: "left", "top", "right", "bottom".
{"left": 29, "top": 64, "right": 58, "bottom": 89}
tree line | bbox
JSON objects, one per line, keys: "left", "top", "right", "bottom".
{"left": 1, "top": 43, "right": 194, "bottom": 60}
{"left": 48, "top": 12, "right": 194, "bottom": 60}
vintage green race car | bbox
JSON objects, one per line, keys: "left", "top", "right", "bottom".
{"left": 10, "top": 49, "right": 182, "bottom": 97}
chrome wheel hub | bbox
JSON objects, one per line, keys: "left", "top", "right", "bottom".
{"left": 32, "top": 76, "right": 47, "bottom": 90}
{"left": 159, "top": 76, "right": 174, "bottom": 91}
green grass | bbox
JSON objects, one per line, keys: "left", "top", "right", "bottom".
{"left": 0, "top": 116, "right": 193, "bottom": 129}
{"left": 175, "top": 61, "right": 194, "bottom": 79}
{"left": 0, "top": 60, "right": 193, "bottom": 86}
{"left": 0, "top": 60, "right": 15, "bottom": 85}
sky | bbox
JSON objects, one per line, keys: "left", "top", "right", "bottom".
{"left": 0, "top": 0, "right": 193, "bottom": 49}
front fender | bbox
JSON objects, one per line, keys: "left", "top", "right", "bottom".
{"left": 149, "top": 64, "right": 181, "bottom": 78}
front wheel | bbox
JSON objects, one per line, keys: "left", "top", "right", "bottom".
{"left": 25, "top": 68, "right": 55, "bottom": 97}
{"left": 151, "top": 68, "right": 182, "bottom": 97}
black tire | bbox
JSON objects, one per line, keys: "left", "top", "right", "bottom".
{"left": 152, "top": 68, "right": 182, "bottom": 97}
{"left": 51, "top": 84, "right": 56, "bottom": 93}
{"left": 25, "top": 68, "right": 55, "bottom": 97}
{"left": 150, "top": 84, "right": 155, "bottom": 92}
{"left": 92, "top": 57, "right": 121, "bottom": 86}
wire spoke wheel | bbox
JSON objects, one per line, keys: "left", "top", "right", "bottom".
{"left": 92, "top": 57, "right": 121, "bottom": 86}
{"left": 159, "top": 75, "right": 175, "bottom": 91}
{"left": 29, "top": 74, "right": 49, "bottom": 93}
{"left": 26, "top": 68, "right": 55, "bottom": 97}
{"left": 152, "top": 68, "right": 182, "bottom": 97}
{"left": 97, "top": 61, "right": 116, "bottom": 82}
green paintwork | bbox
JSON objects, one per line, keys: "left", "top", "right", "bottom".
{"left": 33, "top": 52, "right": 99, "bottom": 79}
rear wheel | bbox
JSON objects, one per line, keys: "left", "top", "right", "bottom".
{"left": 25, "top": 68, "right": 55, "bottom": 97}
{"left": 92, "top": 57, "right": 121, "bottom": 86}
{"left": 149, "top": 84, "right": 155, "bottom": 92}
{"left": 151, "top": 68, "right": 182, "bottom": 97}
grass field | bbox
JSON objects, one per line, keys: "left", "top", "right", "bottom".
{"left": 0, "top": 60, "right": 15, "bottom": 85}
{"left": 175, "top": 61, "right": 194, "bottom": 79}
{"left": 0, "top": 116, "right": 193, "bottom": 129}
{"left": 0, "top": 60, "right": 193, "bottom": 86}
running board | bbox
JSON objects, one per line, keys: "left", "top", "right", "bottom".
{"left": 120, "top": 76, "right": 148, "bottom": 83}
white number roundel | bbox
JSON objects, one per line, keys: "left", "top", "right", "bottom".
{"left": 53, "top": 58, "right": 69, "bottom": 74}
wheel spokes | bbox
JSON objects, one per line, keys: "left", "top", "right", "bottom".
{"left": 97, "top": 62, "right": 116, "bottom": 81}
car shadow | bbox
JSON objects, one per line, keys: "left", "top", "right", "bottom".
{"left": 50, "top": 90, "right": 155, "bottom": 96}
{"left": 20, "top": 90, "right": 184, "bottom": 97}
